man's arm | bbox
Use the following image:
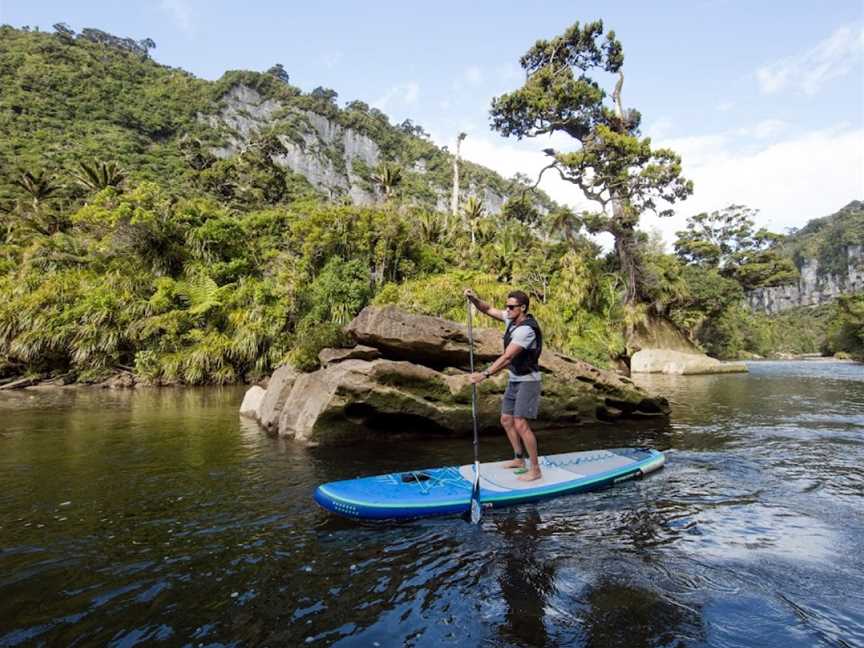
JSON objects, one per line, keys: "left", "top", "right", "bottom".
{"left": 464, "top": 288, "right": 506, "bottom": 322}
{"left": 470, "top": 343, "right": 523, "bottom": 383}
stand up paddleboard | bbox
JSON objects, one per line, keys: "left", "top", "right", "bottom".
{"left": 314, "top": 447, "right": 665, "bottom": 520}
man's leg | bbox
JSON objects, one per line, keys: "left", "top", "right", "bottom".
{"left": 513, "top": 417, "right": 541, "bottom": 481}
{"left": 500, "top": 414, "right": 525, "bottom": 468}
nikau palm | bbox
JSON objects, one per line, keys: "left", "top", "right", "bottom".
{"left": 371, "top": 162, "right": 402, "bottom": 202}
{"left": 73, "top": 161, "right": 126, "bottom": 193}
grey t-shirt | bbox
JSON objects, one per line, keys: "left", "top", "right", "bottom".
{"left": 504, "top": 317, "right": 541, "bottom": 382}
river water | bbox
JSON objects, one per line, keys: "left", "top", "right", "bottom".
{"left": 0, "top": 361, "right": 862, "bottom": 647}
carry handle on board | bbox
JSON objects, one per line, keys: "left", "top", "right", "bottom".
{"left": 467, "top": 298, "right": 482, "bottom": 524}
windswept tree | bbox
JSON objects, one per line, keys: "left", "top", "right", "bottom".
{"left": 490, "top": 20, "right": 693, "bottom": 305}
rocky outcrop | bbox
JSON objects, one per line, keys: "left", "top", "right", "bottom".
{"left": 746, "top": 245, "right": 864, "bottom": 314}
{"left": 629, "top": 316, "right": 747, "bottom": 375}
{"left": 242, "top": 305, "right": 670, "bottom": 444}
{"left": 630, "top": 349, "right": 747, "bottom": 375}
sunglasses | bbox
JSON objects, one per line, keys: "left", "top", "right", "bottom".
{"left": 505, "top": 303, "right": 523, "bottom": 310}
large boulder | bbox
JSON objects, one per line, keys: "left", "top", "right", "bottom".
{"left": 239, "top": 385, "right": 266, "bottom": 419}
{"left": 629, "top": 316, "right": 748, "bottom": 375}
{"left": 247, "top": 306, "right": 670, "bottom": 444}
{"left": 257, "top": 364, "right": 299, "bottom": 431}
{"left": 631, "top": 349, "right": 747, "bottom": 375}
{"left": 344, "top": 305, "right": 500, "bottom": 368}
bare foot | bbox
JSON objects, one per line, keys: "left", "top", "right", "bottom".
{"left": 517, "top": 470, "right": 542, "bottom": 482}
{"left": 502, "top": 458, "right": 525, "bottom": 469}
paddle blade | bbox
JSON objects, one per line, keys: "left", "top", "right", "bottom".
{"left": 469, "top": 464, "right": 482, "bottom": 524}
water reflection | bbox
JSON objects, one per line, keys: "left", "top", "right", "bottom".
{"left": 581, "top": 579, "right": 703, "bottom": 647}
{"left": 494, "top": 510, "right": 556, "bottom": 646}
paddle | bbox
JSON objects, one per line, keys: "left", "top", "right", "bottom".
{"left": 467, "top": 297, "right": 482, "bottom": 524}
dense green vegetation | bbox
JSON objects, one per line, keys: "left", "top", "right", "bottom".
{"left": 0, "top": 24, "right": 860, "bottom": 385}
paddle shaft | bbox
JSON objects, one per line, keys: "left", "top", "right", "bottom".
{"left": 467, "top": 299, "right": 482, "bottom": 523}
{"left": 467, "top": 300, "right": 480, "bottom": 462}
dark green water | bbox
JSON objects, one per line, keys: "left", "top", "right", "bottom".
{"left": 1, "top": 361, "right": 862, "bottom": 647}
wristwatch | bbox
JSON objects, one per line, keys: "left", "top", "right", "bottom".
{"left": 482, "top": 369, "right": 491, "bottom": 379}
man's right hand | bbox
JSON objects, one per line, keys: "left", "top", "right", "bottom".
{"left": 464, "top": 288, "right": 477, "bottom": 300}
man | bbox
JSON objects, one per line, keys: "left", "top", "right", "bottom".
{"left": 464, "top": 288, "right": 543, "bottom": 482}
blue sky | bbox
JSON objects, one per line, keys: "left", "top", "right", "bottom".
{"left": 2, "top": 1, "right": 863, "bottom": 243}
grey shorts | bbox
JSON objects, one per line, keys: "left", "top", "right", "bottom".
{"left": 501, "top": 380, "right": 541, "bottom": 419}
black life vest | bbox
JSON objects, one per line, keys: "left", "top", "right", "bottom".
{"left": 503, "top": 314, "right": 543, "bottom": 376}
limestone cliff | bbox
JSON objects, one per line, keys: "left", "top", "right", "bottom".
{"left": 747, "top": 244, "right": 864, "bottom": 314}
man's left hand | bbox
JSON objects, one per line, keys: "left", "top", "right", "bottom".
{"left": 469, "top": 372, "right": 485, "bottom": 384}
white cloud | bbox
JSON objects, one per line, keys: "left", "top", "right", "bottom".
{"left": 643, "top": 124, "right": 864, "bottom": 248}
{"left": 159, "top": 0, "right": 196, "bottom": 35}
{"left": 756, "top": 25, "right": 864, "bottom": 95}
{"left": 716, "top": 100, "right": 736, "bottom": 112}
{"left": 737, "top": 119, "right": 787, "bottom": 140}
{"left": 372, "top": 82, "right": 419, "bottom": 111}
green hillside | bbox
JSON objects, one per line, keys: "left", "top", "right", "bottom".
{"left": 783, "top": 200, "right": 864, "bottom": 276}
{"left": 0, "top": 25, "right": 554, "bottom": 213}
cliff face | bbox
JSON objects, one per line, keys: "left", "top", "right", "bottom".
{"left": 208, "top": 85, "right": 381, "bottom": 205}
{"left": 747, "top": 245, "right": 864, "bottom": 314}
{"left": 206, "top": 84, "right": 517, "bottom": 212}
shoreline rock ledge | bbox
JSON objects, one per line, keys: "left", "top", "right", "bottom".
{"left": 240, "top": 306, "right": 670, "bottom": 445}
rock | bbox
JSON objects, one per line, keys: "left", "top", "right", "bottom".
{"left": 630, "top": 316, "right": 702, "bottom": 354}
{"left": 629, "top": 316, "right": 748, "bottom": 375}
{"left": 247, "top": 306, "right": 671, "bottom": 444}
{"left": 318, "top": 345, "right": 381, "bottom": 367}
{"left": 272, "top": 356, "right": 667, "bottom": 444}
{"left": 344, "top": 305, "right": 500, "bottom": 368}
{"left": 631, "top": 349, "right": 747, "bottom": 375}
{"left": 257, "top": 364, "right": 299, "bottom": 431}
{"left": 100, "top": 372, "right": 136, "bottom": 389}
{"left": 240, "top": 385, "right": 266, "bottom": 419}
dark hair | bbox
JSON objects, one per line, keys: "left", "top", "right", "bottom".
{"left": 507, "top": 290, "right": 530, "bottom": 311}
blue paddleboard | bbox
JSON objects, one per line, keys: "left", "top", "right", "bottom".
{"left": 314, "top": 447, "right": 665, "bottom": 520}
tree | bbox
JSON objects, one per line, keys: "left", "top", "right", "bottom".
{"left": 52, "top": 23, "right": 75, "bottom": 40}
{"left": 674, "top": 205, "right": 798, "bottom": 290}
{"left": 462, "top": 195, "right": 485, "bottom": 247}
{"left": 371, "top": 162, "right": 402, "bottom": 202}
{"left": 12, "top": 170, "right": 64, "bottom": 235}
{"left": 501, "top": 195, "right": 540, "bottom": 225}
{"left": 490, "top": 20, "right": 693, "bottom": 305}
{"left": 266, "top": 63, "right": 290, "bottom": 84}
{"left": 73, "top": 161, "right": 126, "bottom": 193}
{"left": 451, "top": 132, "right": 466, "bottom": 216}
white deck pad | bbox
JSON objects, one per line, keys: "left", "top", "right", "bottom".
{"left": 458, "top": 450, "right": 638, "bottom": 492}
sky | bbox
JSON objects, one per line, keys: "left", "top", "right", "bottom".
{"left": 2, "top": 0, "right": 863, "bottom": 247}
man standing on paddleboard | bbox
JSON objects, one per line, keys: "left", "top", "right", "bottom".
{"left": 464, "top": 288, "right": 543, "bottom": 482}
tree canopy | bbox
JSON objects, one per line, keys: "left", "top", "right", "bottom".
{"left": 490, "top": 20, "right": 693, "bottom": 305}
